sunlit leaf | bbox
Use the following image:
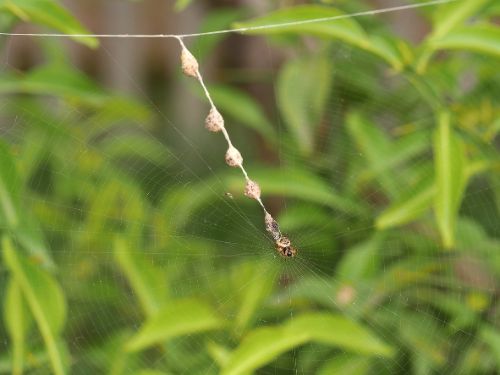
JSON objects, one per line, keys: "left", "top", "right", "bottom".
{"left": 417, "top": 0, "right": 492, "bottom": 71}
{"left": 277, "top": 54, "right": 333, "bottom": 155}
{"left": 0, "top": 0, "right": 98, "bottom": 48}
{"left": 222, "top": 313, "right": 393, "bottom": 375}
{"left": 0, "top": 141, "right": 53, "bottom": 267}
{"left": 376, "top": 176, "right": 435, "bottom": 229}
{"left": 433, "top": 112, "right": 467, "bottom": 248}
{"left": 206, "top": 341, "right": 231, "bottom": 368}
{"left": 3, "top": 278, "right": 30, "bottom": 375}
{"left": 2, "top": 237, "right": 67, "bottom": 375}
{"left": 429, "top": 24, "right": 500, "bottom": 58}
{"left": 430, "top": 0, "right": 492, "bottom": 40}
{"left": 346, "top": 112, "right": 398, "bottom": 197}
{"left": 126, "top": 299, "right": 224, "bottom": 352}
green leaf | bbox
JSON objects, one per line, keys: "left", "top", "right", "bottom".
{"left": 433, "top": 112, "right": 467, "bottom": 248}
{"left": 376, "top": 176, "right": 435, "bottom": 229}
{"left": 206, "top": 341, "right": 231, "bottom": 367}
{"left": 0, "top": 141, "right": 53, "bottom": 267}
{"left": 429, "top": 24, "right": 500, "bottom": 58}
{"left": 317, "top": 354, "right": 371, "bottom": 375}
{"left": 2, "top": 237, "right": 67, "bottom": 375}
{"left": 222, "top": 313, "right": 393, "bottom": 375}
{"left": 346, "top": 112, "right": 398, "bottom": 197}
{"left": 0, "top": 64, "right": 109, "bottom": 105}
{"left": 336, "top": 236, "right": 381, "bottom": 283}
{"left": 430, "top": 0, "right": 492, "bottom": 40}
{"left": 3, "top": 278, "right": 30, "bottom": 375}
{"left": 233, "top": 5, "right": 404, "bottom": 69}
{"left": 0, "top": 141, "right": 21, "bottom": 227}
{"left": 0, "top": 0, "right": 98, "bottom": 48}
{"left": 114, "top": 238, "right": 167, "bottom": 317}
{"left": 277, "top": 54, "right": 333, "bottom": 155}
{"left": 233, "top": 261, "right": 277, "bottom": 334}
{"left": 100, "top": 133, "right": 171, "bottom": 166}
{"left": 417, "top": 0, "right": 492, "bottom": 72}
{"left": 126, "top": 299, "right": 223, "bottom": 352}
{"left": 221, "top": 327, "right": 309, "bottom": 375}
{"left": 209, "top": 84, "right": 277, "bottom": 142}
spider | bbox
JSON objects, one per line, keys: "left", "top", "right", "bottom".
{"left": 275, "top": 236, "right": 297, "bottom": 258}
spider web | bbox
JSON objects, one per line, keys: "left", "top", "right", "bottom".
{"left": 0, "top": 1, "right": 499, "bottom": 374}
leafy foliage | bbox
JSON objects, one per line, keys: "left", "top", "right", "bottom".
{"left": 0, "top": 0, "right": 499, "bottom": 374}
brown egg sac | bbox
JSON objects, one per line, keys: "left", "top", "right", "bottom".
{"left": 205, "top": 107, "right": 224, "bottom": 132}
{"left": 180, "top": 47, "right": 199, "bottom": 78}
{"left": 225, "top": 146, "right": 243, "bottom": 167}
{"left": 244, "top": 179, "right": 261, "bottom": 200}
{"left": 275, "top": 236, "right": 297, "bottom": 258}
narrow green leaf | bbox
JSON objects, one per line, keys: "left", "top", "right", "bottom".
{"left": 3, "top": 278, "right": 30, "bottom": 375}
{"left": 206, "top": 341, "right": 231, "bottom": 367}
{"left": 0, "top": 141, "right": 21, "bottom": 227}
{"left": 209, "top": 84, "right": 277, "bottom": 142}
{"left": 0, "top": 141, "right": 53, "bottom": 267}
{"left": 222, "top": 313, "right": 393, "bottom": 375}
{"left": 126, "top": 299, "right": 223, "bottom": 352}
{"left": 376, "top": 177, "right": 435, "bottom": 229}
{"left": 417, "top": 0, "right": 492, "bottom": 72}
{"left": 430, "top": 0, "right": 491, "bottom": 40}
{"left": 233, "top": 262, "right": 277, "bottom": 334}
{"left": 100, "top": 133, "right": 171, "bottom": 166}
{"left": 114, "top": 238, "right": 167, "bottom": 317}
{"left": 0, "top": 0, "right": 98, "bottom": 48}
{"left": 433, "top": 112, "right": 467, "bottom": 248}
{"left": 429, "top": 24, "right": 500, "bottom": 58}
{"left": 2, "top": 237, "right": 67, "bottom": 375}
{"left": 0, "top": 64, "right": 108, "bottom": 105}
{"left": 277, "top": 54, "right": 333, "bottom": 155}
{"left": 288, "top": 313, "right": 394, "bottom": 356}
{"left": 346, "top": 113, "right": 398, "bottom": 197}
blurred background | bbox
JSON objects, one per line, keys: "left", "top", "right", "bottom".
{"left": 0, "top": 1, "right": 499, "bottom": 374}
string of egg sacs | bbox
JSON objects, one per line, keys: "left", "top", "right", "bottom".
{"left": 178, "top": 38, "right": 297, "bottom": 257}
